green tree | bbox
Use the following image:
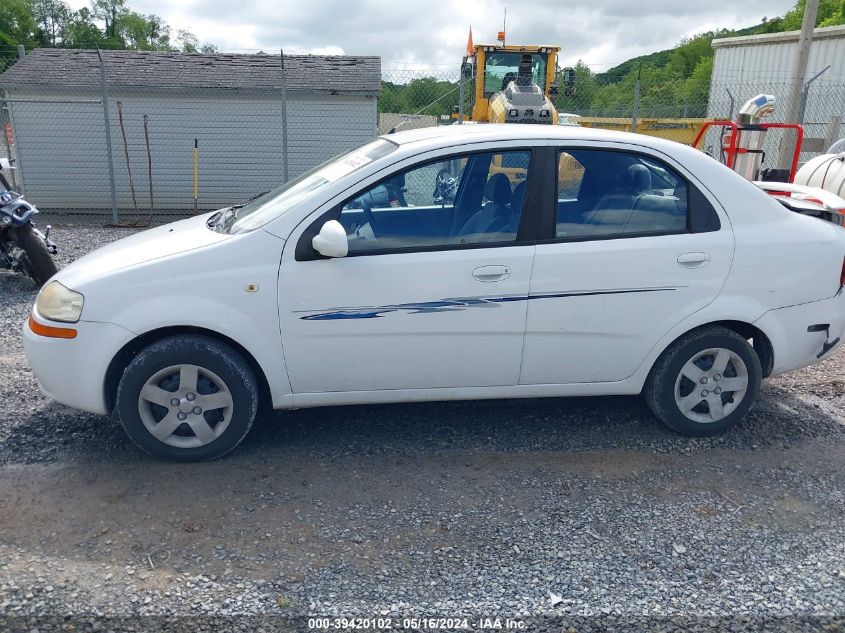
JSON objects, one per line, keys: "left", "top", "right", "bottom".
{"left": 377, "top": 81, "right": 410, "bottom": 113}
{"left": 176, "top": 28, "right": 198, "bottom": 53}
{"left": 64, "top": 7, "right": 103, "bottom": 47}
{"left": 118, "top": 11, "right": 166, "bottom": 50}
{"left": 780, "top": 0, "right": 845, "bottom": 28}
{"left": 404, "top": 76, "right": 457, "bottom": 116}
{"left": 91, "top": 0, "right": 127, "bottom": 42}
{"left": 677, "top": 56, "right": 713, "bottom": 116}
{"left": 0, "top": 0, "right": 37, "bottom": 48}
{"left": 32, "top": 0, "right": 70, "bottom": 47}
{"left": 554, "top": 61, "right": 596, "bottom": 114}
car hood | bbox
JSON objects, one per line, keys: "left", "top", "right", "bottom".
{"left": 56, "top": 213, "right": 229, "bottom": 289}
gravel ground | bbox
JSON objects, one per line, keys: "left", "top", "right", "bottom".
{"left": 1, "top": 224, "right": 844, "bottom": 632}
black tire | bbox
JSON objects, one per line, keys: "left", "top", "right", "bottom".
{"left": 116, "top": 335, "right": 259, "bottom": 462}
{"left": 15, "top": 226, "right": 58, "bottom": 287}
{"left": 644, "top": 326, "right": 762, "bottom": 436}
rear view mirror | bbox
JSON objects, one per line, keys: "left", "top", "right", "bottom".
{"left": 312, "top": 220, "right": 348, "bottom": 258}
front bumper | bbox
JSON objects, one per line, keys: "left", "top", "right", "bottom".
{"left": 755, "top": 291, "right": 845, "bottom": 376}
{"left": 22, "top": 311, "right": 136, "bottom": 415}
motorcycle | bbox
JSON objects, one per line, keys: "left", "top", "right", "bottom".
{"left": 0, "top": 158, "right": 58, "bottom": 287}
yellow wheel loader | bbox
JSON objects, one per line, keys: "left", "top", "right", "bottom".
{"left": 456, "top": 41, "right": 573, "bottom": 125}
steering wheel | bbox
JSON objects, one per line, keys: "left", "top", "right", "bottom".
{"left": 360, "top": 197, "right": 381, "bottom": 238}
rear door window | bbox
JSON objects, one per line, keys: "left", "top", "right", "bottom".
{"left": 555, "top": 149, "right": 688, "bottom": 239}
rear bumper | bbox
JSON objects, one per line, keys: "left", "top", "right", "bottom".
{"left": 23, "top": 312, "right": 136, "bottom": 415}
{"left": 755, "top": 291, "right": 845, "bottom": 376}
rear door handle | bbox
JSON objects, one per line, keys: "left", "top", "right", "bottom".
{"left": 677, "top": 252, "right": 711, "bottom": 268}
{"left": 473, "top": 265, "right": 511, "bottom": 282}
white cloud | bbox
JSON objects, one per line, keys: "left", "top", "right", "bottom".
{"left": 65, "top": 0, "right": 798, "bottom": 70}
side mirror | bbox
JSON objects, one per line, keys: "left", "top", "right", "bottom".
{"left": 312, "top": 220, "right": 348, "bottom": 258}
{"left": 548, "top": 82, "right": 559, "bottom": 96}
{"left": 461, "top": 62, "right": 473, "bottom": 79}
{"left": 562, "top": 67, "right": 576, "bottom": 97}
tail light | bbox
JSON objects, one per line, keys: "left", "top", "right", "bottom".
{"left": 840, "top": 256, "right": 845, "bottom": 288}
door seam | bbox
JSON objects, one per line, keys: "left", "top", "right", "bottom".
{"left": 516, "top": 245, "right": 537, "bottom": 385}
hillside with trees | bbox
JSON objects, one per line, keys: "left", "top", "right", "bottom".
{"left": 553, "top": 0, "right": 845, "bottom": 117}
{"left": 0, "top": 0, "right": 216, "bottom": 58}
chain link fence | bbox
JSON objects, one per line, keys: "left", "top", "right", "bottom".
{"left": 1, "top": 46, "right": 844, "bottom": 225}
{"left": 0, "top": 45, "right": 378, "bottom": 225}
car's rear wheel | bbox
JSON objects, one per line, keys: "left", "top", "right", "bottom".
{"left": 117, "top": 336, "right": 258, "bottom": 461}
{"left": 644, "top": 326, "right": 762, "bottom": 436}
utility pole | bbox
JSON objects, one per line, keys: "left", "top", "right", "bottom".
{"left": 780, "top": 0, "right": 819, "bottom": 167}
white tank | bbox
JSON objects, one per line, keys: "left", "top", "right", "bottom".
{"left": 794, "top": 152, "right": 845, "bottom": 199}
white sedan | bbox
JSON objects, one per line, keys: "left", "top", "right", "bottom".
{"left": 23, "top": 125, "right": 845, "bottom": 461}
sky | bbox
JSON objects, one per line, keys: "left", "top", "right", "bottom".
{"left": 65, "top": 0, "right": 798, "bottom": 71}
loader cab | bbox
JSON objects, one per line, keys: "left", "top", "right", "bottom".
{"left": 466, "top": 44, "right": 560, "bottom": 123}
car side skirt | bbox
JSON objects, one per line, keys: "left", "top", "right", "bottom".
{"left": 286, "top": 380, "right": 643, "bottom": 410}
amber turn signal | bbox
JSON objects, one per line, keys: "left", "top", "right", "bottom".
{"left": 28, "top": 314, "right": 77, "bottom": 339}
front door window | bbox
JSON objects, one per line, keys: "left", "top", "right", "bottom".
{"left": 338, "top": 150, "right": 531, "bottom": 254}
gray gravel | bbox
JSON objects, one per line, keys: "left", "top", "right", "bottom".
{"left": 1, "top": 224, "right": 844, "bottom": 632}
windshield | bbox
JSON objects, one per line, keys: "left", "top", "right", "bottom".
{"left": 229, "top": 138, "right": 398, "bottom": 233}
{"left": 483, "top": 52, "right": 547, "bottom": 95}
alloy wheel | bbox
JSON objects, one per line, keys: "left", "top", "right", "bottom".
{"left": 673, "top": 347, "right": 749, "bottom": 424}
{"left": 137, "top": 364, "right": 234, "bottom": 448}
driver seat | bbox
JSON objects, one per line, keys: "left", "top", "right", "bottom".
{"left": 458, "top": 173, "right": 513, "bottom": 239}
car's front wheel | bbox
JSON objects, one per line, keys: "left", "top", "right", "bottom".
{"left": 116, "top": 336, "right": 259, "bottom": 461}
{"left": 644, "top": 326, "right": 762, "bottom": 436}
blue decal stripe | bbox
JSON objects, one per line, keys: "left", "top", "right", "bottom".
{"left": 298, "top": 288, "right": 677, "bottom": 320}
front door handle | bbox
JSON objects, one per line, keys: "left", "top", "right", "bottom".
{"left": 677, "top": 252, "right": 711, "bottom": 268}
{"left": 473, "top": 265, "right": 511, "bottom": 282}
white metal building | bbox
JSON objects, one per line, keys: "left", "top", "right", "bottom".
{"left": 708, "top": 25, "right": 845, "bottom": 154}
{"left": 0, "top": 49, "right": 381, "bottom": 214}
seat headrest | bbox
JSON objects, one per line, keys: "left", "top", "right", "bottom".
{"left": 484, "top": 173, "right": 512, "bottom": 205}
{"left": 626, "top": 164, "right": 651, "bottom": 193}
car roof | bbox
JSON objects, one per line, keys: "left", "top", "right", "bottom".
{"left": 378, "top": 123, "right": 711, "bottom": 170}
{"left": 381, "top": 123, "right": 643, "bottom": 147}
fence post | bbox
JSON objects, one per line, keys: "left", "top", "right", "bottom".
{"left": 17, "top": 45, "right": 25, "bottom": 60}
{"left": 631, "top": 78, "right": 640, "bottom": 133}
{"left": 458, "top": 77, "right": 464, "bottom": 125}
{"left": 1, "top": 93, "right": 18, "bottom": 191}
{"left": 824, "top": 116, "right": 842, "bottom": 152}
{"left": 280, "top": 49, "right": 289, "bottom": 183}
{"left": 630, "top": 63, "right": 641, "bottom": 133}
{"left": 97, "top": 49, "right": 119, "bottom": 224}
{"left": 798, "top": 65, "right": 831, "bottom": 124}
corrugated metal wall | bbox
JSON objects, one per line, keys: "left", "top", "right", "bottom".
{"left": 6, "top": 88, "right": 377, "bottom": 213}
{"left": 708, "top": 27, "right": 845, "bottom": 160}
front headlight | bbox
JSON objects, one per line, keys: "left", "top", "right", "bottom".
{"left": 36, "top": 281, "right": 84, "bottom": 323}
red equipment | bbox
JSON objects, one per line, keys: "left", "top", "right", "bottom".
{"left": 692, "top": 120, "right": 804, "bottom": 183}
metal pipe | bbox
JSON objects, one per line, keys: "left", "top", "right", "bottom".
{"left": 458, "top": 71, "right": 464, "bottom": 125}
{"left": 280, "top": 49, "right": 290, "bottom": 183}
{"left": 798, "top": 64, "right": 830, "bottom": 124}
{"left": 97, "top": 48, "right": 119, "bottom": 224}
{"left": 193, "top": 139, "right": 198, "bottom": 214}
{"left": 737, "top": 94, "right": 776, "bottom": 123}
{"left": 143, "top": 114, "right": 153, "bottom": 225}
